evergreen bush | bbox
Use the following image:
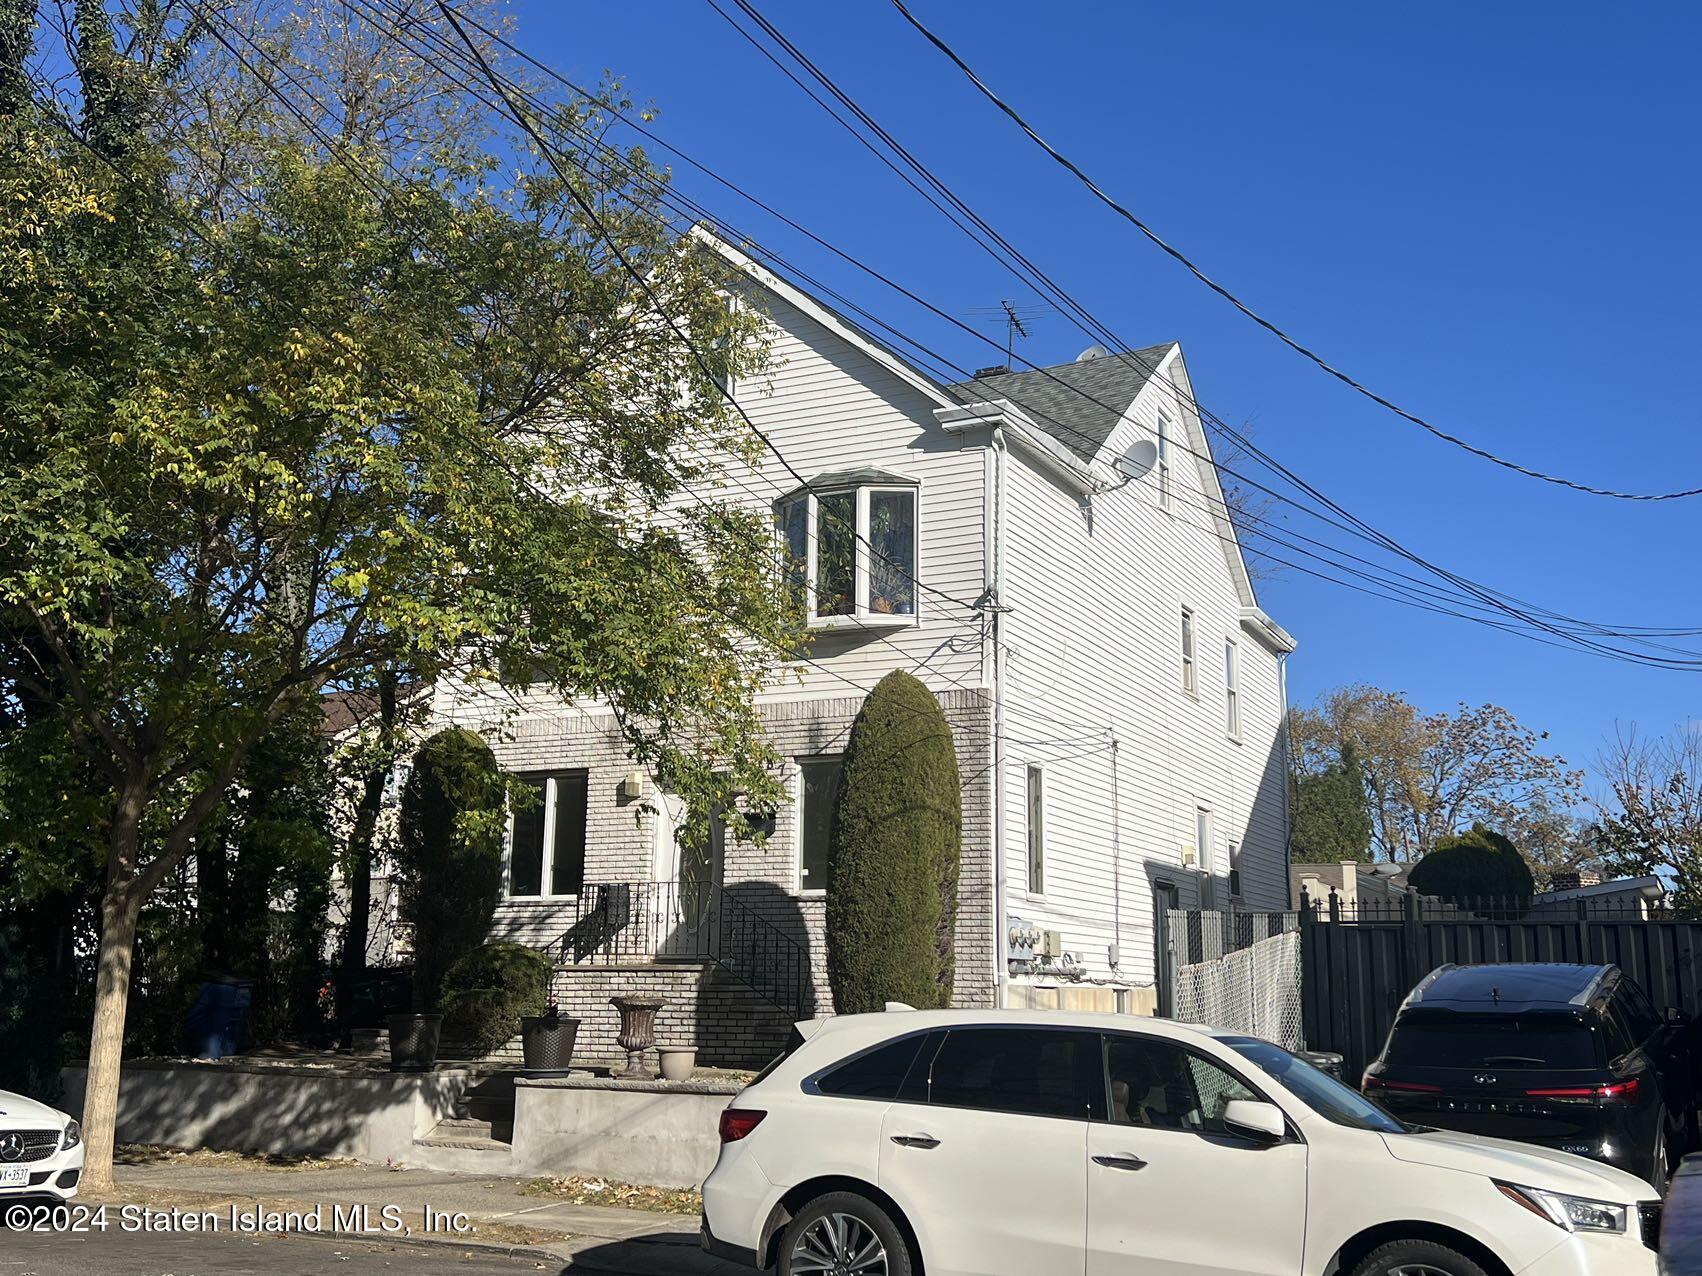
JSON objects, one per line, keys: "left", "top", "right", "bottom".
{"left": 826, "top": 671, "right": 961, "bottom": 1014}
{"left": 439, "top": 942, "right": 550, "bottom": 1056}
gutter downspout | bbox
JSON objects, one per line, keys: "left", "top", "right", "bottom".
{"left": 989, "top": 427, "right": 1009, "bottom": 1007}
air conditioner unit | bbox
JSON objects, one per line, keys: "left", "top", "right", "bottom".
{"left": 1180, "top": 842, "right": 1197, "bottom": 868}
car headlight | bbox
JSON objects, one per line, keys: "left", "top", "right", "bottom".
{"left": 61, "top": 1119, "right": 80, "bottom": 1151}
{"left": 1496, "top": 1181, "right": 1627, "bottom": 1233}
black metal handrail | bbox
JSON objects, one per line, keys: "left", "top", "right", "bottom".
{"left": 550, "top": 881, "right": 811, "bottom": 1019}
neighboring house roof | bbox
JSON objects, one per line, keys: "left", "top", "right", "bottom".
{"left": 320, "top": 683, "right": 426, "bottom": 736}
{"left": 1532, "top": 874, "right": 1664, "bottom": 904}
{"left": 945, "top": 346, "right": 1178, "bottom": 463}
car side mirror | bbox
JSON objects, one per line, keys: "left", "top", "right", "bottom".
{"left": 1222, "top": 1099, "right": 1286, "bottom": 1143}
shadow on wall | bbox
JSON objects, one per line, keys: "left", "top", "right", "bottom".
{"left": 57, "top": 1061, "right": 470, "bottom": 1162}
{"left": 711, "top": 880, "right": 818, "bottom": 1018}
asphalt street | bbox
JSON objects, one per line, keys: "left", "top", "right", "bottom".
{"left": 0, "top": 1227, "right": 568, "bottom": 1275}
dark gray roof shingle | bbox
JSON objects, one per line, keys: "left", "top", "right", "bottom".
{"left": 946, "top": 344, "right": 1177, "bottom": 461}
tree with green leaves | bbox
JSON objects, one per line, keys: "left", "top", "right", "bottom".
{"left": 1291, "top": 740, "right": 1373, "bottom": 864}
{"left": 825, "top": 671, "right": 961, "bottom": 1014}
{"left": 0, "top": 2, "right": 792, "bottom": 1190}
{"left": 1407, "top": 824, "right": 1534, "bottom": 904}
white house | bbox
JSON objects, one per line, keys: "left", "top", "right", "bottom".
{"left": 415, "top": 233, "right": 1296, "bottom": 1066}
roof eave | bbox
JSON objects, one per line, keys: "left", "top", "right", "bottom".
{"left": 936, "top": 399, "right": 1118, "bottom": 495}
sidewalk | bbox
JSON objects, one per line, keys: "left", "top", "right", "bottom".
{"left": 106, "top": 1160, "right": 748, "bottom": 1275}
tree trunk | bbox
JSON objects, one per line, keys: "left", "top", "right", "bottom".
{"left": 78, "top": 780, "right": 151, "bottom": 1195}
{"left": 79, "top": 859, "right": 142, "bottom": 1193}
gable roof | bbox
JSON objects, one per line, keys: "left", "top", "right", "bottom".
{"left": 945, "top": 346, "right": 1177, "bottom": 462}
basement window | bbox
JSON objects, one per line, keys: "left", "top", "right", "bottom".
{"left": 775, "top": 469, "right": 919, "bottom": 630}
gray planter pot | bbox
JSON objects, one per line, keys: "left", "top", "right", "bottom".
{"left": 520, "top": 1014, "right": 580, "bottom": 1076}
{"left": 387, "top": 1013, "right": 442, "bottom": 1072}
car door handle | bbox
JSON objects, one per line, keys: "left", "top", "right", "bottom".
{"left": 890, "top": 1134, "right": 941, "bottom": 1149}
{"left": 1092, "top": 1154, "right": 1149, "bottom": 1171}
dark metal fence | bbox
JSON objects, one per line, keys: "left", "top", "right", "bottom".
{"left": 1300, "top": 888, "right": 1702, "bottom": 1081}
{"left": 550, "top": 881, "right": 811, "bottom": 1018}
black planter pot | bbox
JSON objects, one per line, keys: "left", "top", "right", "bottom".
{"left": 388, "top": 1013, "right": 442, "bottom": 1072}
{"left": 521, "top": 1014, "right": 580, "bottom": 1076}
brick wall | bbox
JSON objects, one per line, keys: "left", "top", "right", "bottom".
{"left": 548, "top": 964, "right": 793, "bottom": 1071}
{"left": 407, "top": 685, "right": 997, "bottom": 1047}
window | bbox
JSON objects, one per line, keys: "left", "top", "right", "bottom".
{"left": 1195, "top": 806, "right": 1215, "bottom": 908}
{"left": 774, "top": 480, "right": 919, "bottom": 629}
{"left": 1616, "top": 979, "right": 1663, "bottom": 1043}
{"left": 508, "top": 770, "right": 589, "bottom": 898}
{"left": 1027, "top": 765, "right": 1045, "bottom": 894}
{"left": 1221, "top": 1036, "right": 1402, "bottom": 1134}
{"left": 1383, "top": 1014, "right": 1601, "bottom": 1070}
{"left": 1223, "top": 637, "right": 1240, "bottom": 738}
{"left": 1105, "top": 1035, "right": 1259, "bottom": 1135}
{"left": 927, "top": 1027, "right": 1103, "bottom": 1121}
{"left": 1156, "top": 411, "right": 1173, "bottom": 509}
{"left": 1228, "top": 841, "right": 1243, "bottom": 900}
{"left": 798, "top": 756, "right": 843, "bottom": 893}
{"left": 814, "top": 1033, "right": 928, "bottom": 1101}
{"left": 1180, "top": 608, "right": 1197, "bottom": 695}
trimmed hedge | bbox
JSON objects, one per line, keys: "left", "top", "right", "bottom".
{"left": 1408, "top": 823, "right": 1534, "bottom": 903}
{"left": 395, "top": 728, "right": 507, "bottom": 1012}
{"left": 439, "top": 942, "right": 551, "bottom": 1057}
{"left": 826, "top": 670, "right": 961, "bottom": 1014}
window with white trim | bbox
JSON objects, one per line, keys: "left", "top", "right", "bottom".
{"left": 1224, "top": 637, "right": 1241, "bottom": 739}
{"left": 1156, "top": 410, "right": 1173, "bottom": 510}
{"left": 1196, "top": 805, "right": 1215, "bottom": 908}
{"left": 1229, "top": 841, "right": 1243, "bottom": 900}
{"left": 1027, "top": 765, "right": 1045, "bottom": 894}
{"left": 775, "top": 477, "right": 919, "bottom": 629}
{"left": 1180, "top": 607, "right": 1197, "bottom": 695}
{"left": 507, "top": 770, "right": 589, "bottom": 898}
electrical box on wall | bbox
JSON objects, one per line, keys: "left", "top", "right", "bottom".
{"left": 1007, "top": 918, "right": 1040, "bottom": 964}
{"left": 1038, "top": 929, "right": 1065, "bottom": 959}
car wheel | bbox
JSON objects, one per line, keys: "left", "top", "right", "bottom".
{"left": 1350, "top": 1239, "right": 1491, "bottom": 1276}
{"left": 779, "top": 1190, "right": 912, "bottom": 1276}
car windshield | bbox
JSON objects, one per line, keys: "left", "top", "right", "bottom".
{"left": 1221, "top": 1036, "right": 1406, "bottom": 1134}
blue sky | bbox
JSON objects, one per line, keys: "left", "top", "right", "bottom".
{"left": 514, "top": 0, "right": 1700, "bottom": 796}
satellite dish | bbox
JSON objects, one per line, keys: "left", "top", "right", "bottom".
{"left": 1115, "top": 438, "right": 1159, "bottom": 481}
{"left": 1075, "top": 343, "right": 1110, "bottom": 363}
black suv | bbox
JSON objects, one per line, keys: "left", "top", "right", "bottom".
{"left": 1362, "top": 962, "right": 1694, "bottom": 1184}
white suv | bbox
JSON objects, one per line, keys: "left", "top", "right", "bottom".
{"left": 701, "top": 1010, "right": 1662, "bottom": 1276}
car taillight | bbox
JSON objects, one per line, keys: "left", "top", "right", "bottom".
{"left": 1526, "top": 1079, "right": 1639, "bottom": 1104}
{"left": 1363, "top": 1075, "right": 1441, "bottom": 1093}
{"left": 719, "top": 1108, "right": 767, "bottom": 1142}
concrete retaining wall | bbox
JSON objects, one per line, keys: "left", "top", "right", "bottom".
{"left": 512, "top": 1076, "right": 736, "bottom": 1189}
{"left": 58, "top": 1060, "right": 472, "bottom": 1164}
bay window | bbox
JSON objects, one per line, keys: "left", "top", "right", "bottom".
{"left": 775, "top": 470, "right": 919, "bottom": 628}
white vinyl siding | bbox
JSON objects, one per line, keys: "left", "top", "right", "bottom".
{"left": 997, "top": 356, "right": 1291, "bottom": 985}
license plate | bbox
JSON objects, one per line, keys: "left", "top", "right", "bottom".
{"left": 0, "top": 1166, "right": 27, "bottom": 1187}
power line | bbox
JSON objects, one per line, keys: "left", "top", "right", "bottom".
{"left": 331, "top": 0, "right": 1702, "bottom": 668}
{"left": 884, "top": 0, "right": 1702, "bottom": 503}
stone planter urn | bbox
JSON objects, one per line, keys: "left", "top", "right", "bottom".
{"left": 657, "top": 1045, "right": 697, "bottom": 1082}
{"left": 610, "top": 995, "right": 665, "bottom": 1080}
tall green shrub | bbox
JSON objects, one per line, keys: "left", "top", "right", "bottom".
{"left": 395, "top": 729, "right": 507, "bottom": 1012}
{"left": 1408, "top": 823, "right": 1535, "bottom": 903}
{"left": 826, "top": 671, "right": 961, "bottom": 1014}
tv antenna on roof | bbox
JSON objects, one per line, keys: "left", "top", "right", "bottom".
{"left": 1000, "top": 299, "right": 1030, "bottom": 365}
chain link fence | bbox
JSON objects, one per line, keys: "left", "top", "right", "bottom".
{"left": 1167, "top": 909, "right": 1303, "bottom": 1052}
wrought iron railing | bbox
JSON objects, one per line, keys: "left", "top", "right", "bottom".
{"left": 550, "top": 881, "right": 811, "bottom": 1019}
